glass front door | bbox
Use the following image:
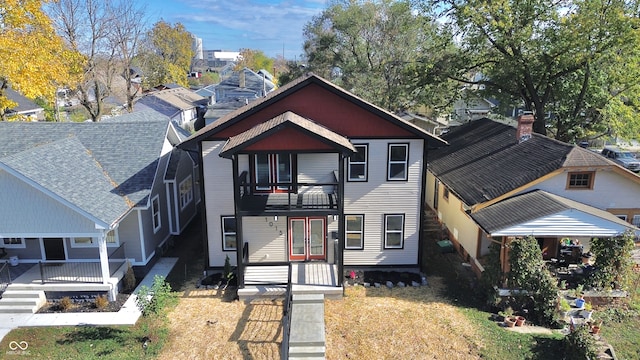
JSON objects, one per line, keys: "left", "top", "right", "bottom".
{"left": 289, "top": 217, "right": 326, "bottom": 261}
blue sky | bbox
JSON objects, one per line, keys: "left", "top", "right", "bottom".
{"left": 138, "top": 0, "right": 327, "bottom": 59}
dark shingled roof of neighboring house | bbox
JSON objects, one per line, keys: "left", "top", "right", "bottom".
{"left": 427, "top": 118, "right": 611, "bottom": 205}
{"left": 0, "top": 111, "right": 171, "bottom": 227}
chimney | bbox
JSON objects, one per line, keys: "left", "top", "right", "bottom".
{"left": 516, "top": 112, "right": 535, "bottom": 143}
{"left": 239, "top": 70, "right": 246, "bottom": 88}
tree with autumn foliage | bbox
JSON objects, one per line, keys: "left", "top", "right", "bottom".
{"left": 0, "top": 0, "right": 82, "bottom": 121}
{"left": 137, "top": 20, "right": 194, "bottom": 88}
{"left": 235, "top": 49, "right": 275, "bottom": 74}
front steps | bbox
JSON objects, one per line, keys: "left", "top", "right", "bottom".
{"left": 0, "top": 289, "right": 46, "bottom": 313}
{"left": 288, "top": 294, "right": 326, "bottom": 359}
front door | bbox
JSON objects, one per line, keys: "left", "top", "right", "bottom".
{"left": 289, "top": 217, "right": 326, "bottom": 261}
{"left": 43, "top": 238, "right": 66, "bottom": 260}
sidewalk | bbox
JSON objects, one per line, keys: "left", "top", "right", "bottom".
{"left": 0, "top": 257, "right": 178, "bottom": 343}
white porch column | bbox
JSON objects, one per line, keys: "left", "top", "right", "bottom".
{"left": 97, "top": 230, "right": 116, "bottom": 301}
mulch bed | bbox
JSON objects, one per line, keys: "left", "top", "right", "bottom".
{"left": 37, "top": 293, "right": 130, "bottom": 313}
{"left": 343, "top": 269, "right": 424, "bottom": 287}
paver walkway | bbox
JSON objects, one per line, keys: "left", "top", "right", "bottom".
{"left": 0, "top": 257, "right": 178, "bottom": 343}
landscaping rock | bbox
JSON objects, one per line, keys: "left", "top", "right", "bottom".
{"left": 421, "top": 276, "right": 429, "bottom": 286}
{"left": 374, "top": 282, "right": 381, "bottom": 288}
{"left": 386, "top": 281, "right": 394, "bottom": 289}
{"left": 397, "top": 281, "right": 405, "bottom": 287}
{"left": 364, "top": 282, "right": 370, "bottom": 288}
{"left": 411, "top": 281, "right": 420, "bottom": 287}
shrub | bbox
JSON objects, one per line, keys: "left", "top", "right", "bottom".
{"left": 507, "top": 235, "right": 560, "bottom": 326}
{"left": 563, "top": 324, "right": 598, "bottom": 360}
{"left": 122, "top": 262, "right": 137, "bottom": 294}
{"left": 136, "top": 275, "right": 175, "bottom": 317}
{"left": 585, "top": 231, "right": 635, "bottom": 291}
{"left": 59, "top": 296, "right": 73, "bottom": 311}
{"left": 94, "top": 295, "right": 109, "bottom": 310}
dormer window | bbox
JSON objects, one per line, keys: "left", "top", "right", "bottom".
{"left": 567, "top": 172, "right": 594, "bottom": 189}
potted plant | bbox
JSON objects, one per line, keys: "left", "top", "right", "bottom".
{"left": 580, "top": 302, "right": 593, "bottom": 320}
{"left": 575, "top": 295, "right": 586, "bottom": 309}
{"left": 499, "top": 307, "right": 516, "bottom": 328}
{"left": 590, "top": 320, "right": 602, "bottom": 335}
{"left": 515, "top": 315, "right": 526, "bottom": 326}
{"left": 559, "top": 297, "right": 571, "bottom": 319}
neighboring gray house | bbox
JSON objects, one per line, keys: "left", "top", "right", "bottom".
{"left": 197, "top": 68, "right": 277, "bottom": 130}
{"left": 135, "top": 87, "right": 208, "bottom": 131}
{"left": 0, "top": 111, "right": 199, "bottom": 301}
{"left": 3, "top": 87, "right": 45, "bottom": 121}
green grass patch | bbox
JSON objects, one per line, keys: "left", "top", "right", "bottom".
{"left": 0, "top": 315, "right": 168, "bottom": 359}
{"left": 460, "top": 306, "right": 564, "bottom": 359}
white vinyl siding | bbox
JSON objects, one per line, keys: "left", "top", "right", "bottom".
{"left": 297, "top": 153, "right": 338, "bottom": 193}
{"left": 202, "top": 141, "right": 237, "bottom": 266}
{"left": 244, "top": 216, "right": 287, "bottom": 262}
{"left": 343, "top": 139, "right": 423, "bottom": 265}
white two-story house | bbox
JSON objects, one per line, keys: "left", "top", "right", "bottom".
{"left": 179, "top": 74, "right": 446, "bottom": 296}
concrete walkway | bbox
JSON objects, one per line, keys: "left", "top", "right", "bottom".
{"left": 0, "top": 257, "right": 178, "bottom": 343}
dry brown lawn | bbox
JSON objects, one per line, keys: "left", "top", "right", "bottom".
{"left": 159, "top": 275, "right": 484, "bottom": 360}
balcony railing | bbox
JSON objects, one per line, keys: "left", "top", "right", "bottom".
{"left": 38, "top": 244, "right": 127, "bottom": 284}
{"left": 237, "top": 171, "right": 340, "bottom": 214}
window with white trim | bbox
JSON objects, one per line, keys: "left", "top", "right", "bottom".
{"left": 222, "top": 216, "right": 237, "bottom": 251}
{"left": 179, "top": 176, "right": 193, "bottom": 210}
{"left": 633, "top": 215, "right": 640, "bottom": 227}
{"left": 345, "top": 215, "right": 364, "bottom": 249}
{"left": 2, "top": 237, "right": 26, "bottom": 249}
{"left": 387, "top": 144, "right": 409, "bottom": 181}
{"left": 348, "top": 144, "right": 368, "bottom": 181}
{"left": 384, "top": 214, "right": 404, "bottom": 249}
{"left": 152, "top": 195, "right": 161, "bottom": 233}
{"left": 70, "top": 230, "right": 118, "bottom": 247}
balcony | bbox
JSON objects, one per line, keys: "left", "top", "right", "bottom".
{"left": 236, "top": 171, "right": 340, "bottom": 214}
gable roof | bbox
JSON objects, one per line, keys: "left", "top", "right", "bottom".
{"left": 0, "top": 111, "right": 172, "bottom": 228}
{"left": 219, "top": 111, "right": 356, "bottom": 158}
{"left": 428, "top": 118, "right": 619, "bottom": 206}
{"left": 4, "top": 87, "right": 44, "bottom": 115}
{"left": 180, "top": 74, "right": 447, "bottom": 150}
{"left": 472, "top": 190, "right": 638, "bottom": 236}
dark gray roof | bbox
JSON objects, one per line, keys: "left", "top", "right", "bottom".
{"left": 471, "top": 190, "right": 636, "bottom": 234}
{"left": 0, "top": 111, "right": 172, "bottom": 227}
{"left": 219, "top": 111, "right": 356, "bottom": 158}
{"left": 428, "top": 118, "right": 611, "bottom": 205}
{"left": 4, "top": 87, "right": 43, "bottom": 114}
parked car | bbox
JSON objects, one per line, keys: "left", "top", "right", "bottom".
{"left": 601, "top": 146, "right": 640, "bottom": 172}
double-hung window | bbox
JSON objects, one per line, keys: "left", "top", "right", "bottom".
{"left": 151, "top": 195, "right": 161, "bottom": 233}
{"left": 2, "top": 237, "right": 26, "bottom": 249}
{"left": 348, "top": 144, "right": 368, "bottom": 181}
{"left": 221, "top": 216, "right": 237, "bottom": 251}
{"left": 387, "top": 144, "right": 409, "bottom": 181}
{"left": 384, "top": 214, "right": 404, "bottom": 249}
{"left": 345, "top": 215, "right": 364, "bottom": 249}
{"left": 179, "top": 176, "right": 193, "bottom": 210}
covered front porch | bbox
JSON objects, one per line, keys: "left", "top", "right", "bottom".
{"left": 238, "top": 262, "right": 343, "bottom": 301}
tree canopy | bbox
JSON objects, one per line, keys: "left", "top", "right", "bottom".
{"left": 302, "top": 0, "right": 457, "bottom": 114}
{"left": 235, "top": 49, "right": 274, "bottom": 75}
{"left": 0, "top": 0, "right": 82, "bottom": 121}
{"left": 424, "top": 0, "right": 640, "bottom": 142}
{"left": 138, "top": 20, "right": 194, "bottom": 88}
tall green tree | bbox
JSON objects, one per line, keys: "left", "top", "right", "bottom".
{"left": 0, "top": 0, "right": 82, "bottom": 121}
{"left": 424, "top": 0, "right": 640, "bottom": 142}
{"left": 303, "top": 0, "right": 457, "bottom": 113}
{"left": 138, "top": 20, "right": 193, "bottom": 88}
